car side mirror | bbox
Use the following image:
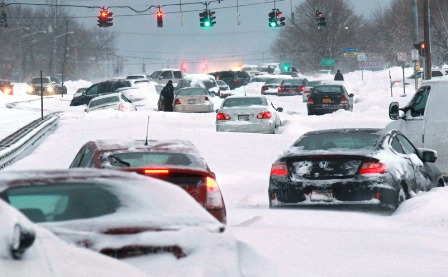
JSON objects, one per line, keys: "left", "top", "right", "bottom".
{"left": 348, "top": 93, "right": 354, "bottom": 97}
{"left": 418, "top": 148, "right": 437, "bottom": 163}
{"left": 389, "top": 102, "right": 400, "bottom": 120}
{"left": 10, "top": 224, "right": 36, "bottom": 260}
{"left": 277, "top": 107, "right": 283, "bottom": 112}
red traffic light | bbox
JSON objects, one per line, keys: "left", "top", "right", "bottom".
{"left": 157, "top": 11, "right": 163, "bottom": 18}
{"left": 100, "top": 10, "right": 108, "bottom": 19}
{"left": 420, "top": 42, "right": 426, "bottom": 49}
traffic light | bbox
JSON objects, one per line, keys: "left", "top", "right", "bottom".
{"left": 199, "top": 10, "right": 211, "bottom": 28}
{"left": 269, "top": 10, "right": 277, "bottom": 28}
{"left": 0, "top": 11, "right": 7, "bottom": 29}
{"left": 156, "top": 10, "right": 163, "bottom": 28}
{"left": 316, "top": 10, "right": 326, "bottom": 28}
{"left": 97, "top": 9, "right": 113, "bottom": 27}
{"left": 419, "top": 41, "right": 426, "bottom": 57}
{"left": 282, "top": 63, "right": 290, "bottom": 72}
{"left": 208, "top": 10, "right": 216, "bottom": 27}
{"left": 276, "top": 10, "right": 285, "bottom": 27}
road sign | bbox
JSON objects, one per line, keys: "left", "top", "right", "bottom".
{"left": 357, "top": 52, "right": 366, "bottom": 61}
{"left": 320, "top": 58, "right": 336, "bottom": 66}
{"left": 411, "top": 50, "right": 419, "bottom": 61}
{"left": 397, "top": 52, "right": 407, "bottom": 62}
{"left": 343, "top": 47, "right": 357, "bottom": 58}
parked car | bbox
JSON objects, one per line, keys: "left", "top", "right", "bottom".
{"left": 126, "top": 73, "right": 147, "bottom": 80}
{"left": 0, "top": 79, "right": 14, "bottom": 95}
{"left": 216, "top": 95, "right": 283, "bottom": 134}
{"left": 391, "top": 68, "right": 448, "bottom": 87}
{"left": 173, "top": 87, "right": 214, "bottom": 113}
{"left": 209, "top": 70, "right": 250, "bottom": 90}
{"left": 387, "top": 78, "right": 448, "bottom": 178}
{"left": 302, "top": 80, "right": 330, "bottom": 102}
{"left": 70, "top": 79, "right": 131, "bottom": 106}
{"left": 0, "top": 169, "right": 238, "bottom": 276}
{"left": 277, "top": 78, "right": 309, "bottom": 96}
{"left": 216, "top": 80, "right": 231, "bottom": 97}
{"left": 307, "top": 84, "right": 354, "bottom": 115}
{"left": 268, "top": 128, "right": 444, "bottom": 210}
{"left": 50, "top": 76, "right": 68, "bottom": 94}
{"left": 261, "top": 76, "right": 292, "bottom": 95}
{"left": 147, "top": 68, "right": 185, "bottom": 85}
{"left": 69, "top": 140, "right": 226, "bottom": 223}
{"left": 175, "top": 74, "right": 220, "bottom": 96}
{"left": 0, "top": 198, "right": 145, "bottom": 276}
{"left": 85, "top": 92, "right": 136, "bottom": 113}
{"left": 26, "top": 76, "right": 58, "bottom": 96}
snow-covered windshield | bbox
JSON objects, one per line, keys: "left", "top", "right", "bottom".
{"left": 105, "top": 152, "right": 199, "bottom": 168}
{"left": 223, "top": 97, "right": 267, "bottom": 108}
{"left": 293, "top": 131, "right": 380, "bottom": 150}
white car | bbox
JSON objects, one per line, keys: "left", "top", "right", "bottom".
{"left": 0, "top": 199, "right": 144, "bottom": 276}
{"left": 216, "top": 95, "right": 283, "bottom": 134}
{"left": 174, "top": 87, "right": 214, "bottom": 113}
{"left": 86, "top": 92, "right": 136, "bottom": 113}
{"left": 176, "top": 74, "right": 220, "bottom": 96}
{"left": 391, "top": 69, "right": 448, "bottom": 87}
{"left": 261, "top": 76, "right": 293, "bottom": 95}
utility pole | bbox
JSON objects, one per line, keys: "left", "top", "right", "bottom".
{"left": 61, "top": 20, "right": 68, "bottom": 98}
{"left": 423, "top": 0, "right": 431, "bottom": 80}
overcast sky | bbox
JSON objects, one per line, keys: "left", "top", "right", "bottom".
{"left": 53, "top": 0, "right": 392, "bottom": 74}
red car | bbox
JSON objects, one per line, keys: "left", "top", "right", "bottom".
{"left": 69, "top": 139, "right": 227, "bottom": 224}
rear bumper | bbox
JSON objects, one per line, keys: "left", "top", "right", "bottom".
{"left": 216, "top": 120, "right": 275, "bottom": 134}
{"left": 174, "top": 104, "right": 213, "bottom": 113}
{"left": 308, "top": 104, "right": 348, "bottom": 114}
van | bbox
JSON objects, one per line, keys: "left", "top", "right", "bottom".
{"left": 387, "top": 78, "right": 448, "bottom": 178}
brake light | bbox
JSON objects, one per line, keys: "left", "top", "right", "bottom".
{"left": 234, "top": 79, "right": 240, "bottom": 84}
{"left": 174, "top": 99, "right": 181, "bottom": 105}
{"left": 205, "top": 177, "right": 223, "bottom": 209}
{"left": 307, "top": 97, "right": 314, "bottom": 104}
{"left": 359, "top": 162, "right": 387, "bottom": 174}
{"left": 216, "top": 113, "right": 231, "bottom": 120}
{"left": 271, "top": 162, "right": 288, "bottom": 176}
{"left": 144, "top": 169, "right": 170, "bottom": 174}
{"left": 118, "top": 104, "right": 126, "bottom": 111}
{"left": 261, "top": 86, "right": 268, "bottom": 91}
{"left": 257, "top": 111, "right": 271, "bottom": 119}
{"left": 340, "top": 97, "right": 347, "bottom": 104}
{"left": 298, "top": 85, "right": 305, "bottom": 91}
{"left": 278, "top": 86, "right": 285, "bottom": 91}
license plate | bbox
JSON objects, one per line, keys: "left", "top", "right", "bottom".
{"left": 310, "top": 190, "right": 333, "bottom": 202}
{"left": 289, "top": 89, "right": 295, "bottom": 93}
{"left": 188, "top": 99, "right": 196, "bottom": 104}
{"left": 238, "top": 114, "right": 249, "bottom": 121}
{"left": 322, "top": 98, "right": 332, "bottom": 103}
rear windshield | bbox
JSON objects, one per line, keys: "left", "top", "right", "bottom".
{"left": 307, "top": 81, "right": 324, "bottom": 87}
{"left": 236, "top": 71, "right": 250, "bottom": 78}
{"left": 126, "top": 75, "right": 145, "bottom": 80}
{"left": 202, "top": 80, "right": 216, "bottom": 89}
{"left": 293, "top": 131, "right": 380, "bottom": 150}
{"left": 265, "top": 78, "right": 285, "bottom": 85}
{"left": 312, "top": 86, "right": 342, "bottom": 94}
{"left": 223, "top": 97, "right": 267, "bottom": 108}
{"left": 177, "top": 88, "right": 207, "bottom": 96}
{"left": 89, "top": 96, "right": 120, "bottom": 108}
{"left": 250, "top": 77, "right": 272, "bottom": 83}
{"left": 104, "top": 152, "right": 202, "bottom": 168}
{"left": 282, "top": 79, "right": 303, "bottom": 85}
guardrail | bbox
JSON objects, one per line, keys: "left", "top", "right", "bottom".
{"left": 0, "top": 112, "right": 60, "bottom": 170}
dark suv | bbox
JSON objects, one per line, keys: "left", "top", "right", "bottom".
{"left": 70, "top": 79, "right": 131, "bottom": 106}
{"left": 209, "top": 71, "right": 250, "bottom": 90}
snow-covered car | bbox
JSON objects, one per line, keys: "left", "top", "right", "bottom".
{"left": 261, "top": 76, "right": 293, "bottom": 95}
{"left": 175, "top": 74, "right": 220, "bottom": 96}
{"left": 391, "top": 69, "right": 447, "bottom": 87}
{"left": 173, "top": 87, "right": 214, "bottom": 113}
{"left": 147, "top": 68, "right": 185, "bottom": 85}
{"left": 0, "top": 169, "right": 240, "bottom": 276}
{"left": 216, "top": 95, "right": 283, "bottom": 134}
{"left": 216, "top": 80, "right": 231, "bottom": 98}
{"left": 269, "top": 128, "right": 444, "bottom": 210}
{"left": 0, "top": 198, "right": 144, "bottom": 276}
{"left": 85, "top": 92, "right": 136, "bottom": 113}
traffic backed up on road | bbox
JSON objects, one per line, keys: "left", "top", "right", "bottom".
{"left": 269, "top": 128, "right": 444, "bottom": 210}
{"left": 216, "top": 95, "right": 283, "bottom": 134}
{"left": 0, "top": 169, "right": 238, "bottom": 276}
{"left": 69, "top": 140, "right": 226, "bottom": 223}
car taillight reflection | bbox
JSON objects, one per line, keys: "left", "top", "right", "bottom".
{"left": 261, "top": 86, "right": 268, "bottom": 91}
{"left": 298, "top": 85, "right": 305, "bottom": 91}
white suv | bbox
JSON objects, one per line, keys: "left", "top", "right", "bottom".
{"left": 147, "top": 69, "right": 185, "bottom": 85}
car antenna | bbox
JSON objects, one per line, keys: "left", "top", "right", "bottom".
{"left": 144, "top": 115, "right": 150, "bottom": 145}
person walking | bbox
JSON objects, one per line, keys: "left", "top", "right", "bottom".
{"left": 159, "top": 80, "right": 175, "bottom": 112}
{"left": 334, "top": 69, "right": 344, "bottom": 81}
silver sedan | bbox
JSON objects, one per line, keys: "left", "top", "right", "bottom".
{"left": 215, "top": 95, "right": 283, "bottom": 134}
{"left": 173, "top": 87, "right": 214, "bottom": 113}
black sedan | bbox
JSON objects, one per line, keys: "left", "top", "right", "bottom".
{"left": 307, "top": 84, "right": 354, "bottom": 115}
{"left": 277, "top": 78, "right": 308, "bottom": 96}
{"left": 268, "top": 128, "right": 445, "bottom": 210}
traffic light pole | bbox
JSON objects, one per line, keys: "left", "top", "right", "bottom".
{"left": 423, "top": 0, "right": 431, "bottom": 80}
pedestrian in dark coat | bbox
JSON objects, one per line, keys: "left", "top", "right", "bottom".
{"left": 334, "top": 69, "right": 344, "bottom": 81}
{"left": 159, "top": 80, "right": 174, "bottom": 112}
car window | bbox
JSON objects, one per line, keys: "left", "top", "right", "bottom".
{"left": 100, "top": 82, "right": 113, "bottom": 93}
{"left": 236, "top": 71, "right": 249, "bottom": 78}
{"left": 31, "top": 77, "right": 50, "bottom": 84}
{"left": 105, "top": 152, "right": 201, "bottom": 167}
{"left": 312, "top": 86, "right": 342, "bottom": 94}
{"left": 149, "top": 71, "right": 161, "bottom": 79}
{"left": 89, "top": 96, "right": 120, "bottom": 108}
{"left": 85, "top": 84, "right": 100, "bottom": 96}
{"left": 79, "top": 147, "right": 94, "bottom": 167}
{"left": 113, "top": 80, "right": 131, "bottom": 90}
{"left": 293, "top": 131, "right": 380, "bottom": 150}
{"left": 282, "top": 79, "right": 304, "bottom": 85}
{"left": 223, "top": 97, "right": 267, "bottom": 107}
{"left": 432, "top": 71, "right": 443, "bottom": 77}
{"left": 409, "top": 86, "right": 430, "bottom": 117}
{"left": 265, "top": 78, "right": 284, "bottom": 85}
{"left": 396, "top": 134, "right": 418, "bottom": 155}
{"left": 220, "top": 72, "right": 233, "bottom": 79}
{"left": 202, "top": 80, "right": 216, "bottom": 89}
{"left": 160, "top": 71, "right": 173, "bottom": 79}
{"left": 177, "top": 88, "right": 207, "bottom": 96}
{"left": 390, "top": 136, "right": 405, "bottom": 154}
{"left": 216, "top": 80, "right": 227, "bottom": 86}
{"left": 173, "top": 71, "right": 183, "bottom": 78}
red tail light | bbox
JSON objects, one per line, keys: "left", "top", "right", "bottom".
{"left": 359, "top": 162, "right": 387, "bottom": 174}
{"left": 217, "top": 90, "right": 221, "bottom": 96}
{"left": 340, "top": 97, "right": 347, "bottom": 104}
{"left": 216, "top": 113, "right": 231, "bottom": 120}
{"left": 234, "top": 79, "right": 240, "bottom": 84}
{"left": 271, "top": 162, "right": 288, "bottom": 176}
{"left": 257, "top": 111, "right": 272, "bottom": 119}
{"left": 307, "top": 97, "right": 314, "bottom": 104}
{"left": 174, "top": 99, "right": 181, "bottom": 105}
{"left": 261, "top": 86, "right": 268, "bottom": 91}
{"left": 278, "top": 86, "right": 285, "bottom": 91}
{"left": 144, "top": 169, "right": 170, "bottom": 174}
{"left": 205, "top": 177, "right": 224, "bottom": 209}
{"left": 298, "top": 85, "right": 305, "bottom": 91}
{"left": 118, "top": 104, "right": 126, "bottom": 111}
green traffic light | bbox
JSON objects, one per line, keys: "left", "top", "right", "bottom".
{"left": 269, "top": 21, "right": 277, "bottom": 27}
{"left": 204, "top": 20, "right": 211, "bottom": 27}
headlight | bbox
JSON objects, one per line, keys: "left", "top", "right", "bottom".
{"left": 46, "top": 86, "right": 54, "bottom": 93}
{"left": 3, "top": 88, "right": 11, "bottom": 94}
{"left": 27, "top": 85, "right": 34, "bottom": 93}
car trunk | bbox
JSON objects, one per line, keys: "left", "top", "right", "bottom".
{"left": 223, "top": 106, "right": 270, "bottom": 123}
{"left": 309, "top": 93, "right": 344, "bottom": 104}
{"left": 176, "top": 96, "right": 206, "bottom": 105}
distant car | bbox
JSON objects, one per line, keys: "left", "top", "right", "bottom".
{"left": 50, "top": 76, "right": 67, "bottom": 94}
{"left": 27, "top": 76, "right": 57, "bottom": 96}
{"left": 249, "top": 75, "right": 276, "bottom": 84}
{"left": 69, "top": 140, "right": 226, "bottom": 223}
{"left": 175, "top": 74, "right": 220, "bottom": 96}
{"left": 279, "top": 72, "right": 299, "bottom": 77}
{"left": 126, "top": 73, "right": 147, "bottom": 80}
{"left": 173, "top": 87, "right": 214, "bottom": 113}
{"left": 268, "top": 128, "right": 444, "bottom": 210}
{"left": 0, "top": 169, "right": 230, "bottom": 269}
{"left": 70, "top": 79, "right": 132, "bottom": 106}
{"left": 277, "top": 78, "right": 309, "bottom": 96}
{"left": 0, "top": 79, "right": 14, "bottom": 95}
{"left": 209, "top": 71, "right": 250, "bottom": 90}
{"left": 216, "top": 80, "right": 231, "bottom": 98}
{"left": 73, "top": 87, "right": 88, "bottom": 98}
{"left": 216, "top": 95, "right": 283, "bottom": 134}
{"left": 261, "top": 76, "right": 292, "bottom": 95}
{"left": 0, "top": 198, "right": 145, "bottom": 276}
{"left": 147, "top": 69, "right": 185, "bottom": 85}
{"left": 85, "top": 92, "right": 136, "bottom": 113}
{"left": 307, "top": 84, "right": 354, "bottom": 115}
{"left": 391, "top": 69, "right": 447, "bottom": 87}
{"left": 302, "top": 80, "right": 330, "bottom": 102}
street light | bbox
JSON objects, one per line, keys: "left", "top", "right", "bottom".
{"left": 19, "top": 30, "right": 47, "bottom": 39}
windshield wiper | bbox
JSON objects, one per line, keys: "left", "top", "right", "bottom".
{"left": 109, "top": 155, "right": 130, "bottom": 167}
